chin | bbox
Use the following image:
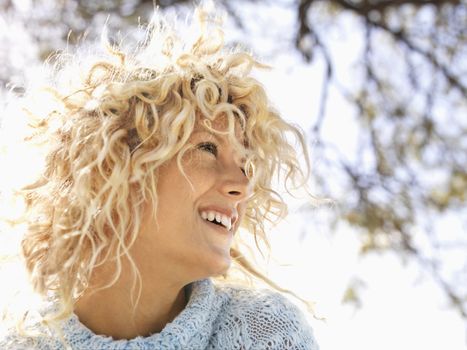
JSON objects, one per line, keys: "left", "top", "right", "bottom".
{"left": 213, "top": 258, "right": 232, "bottom": 276}
{"left": 197, "top": 252, "right": 232, "bottom": 279}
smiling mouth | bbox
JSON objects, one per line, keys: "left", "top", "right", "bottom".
{"left": 210, "top": 220, "right": 224, "bottom": 227}
{"left": 200, "top": 211, "right": 233, "bottom": 231}
{"left": 201, "top": 218, "right": 233, "bottom": 233}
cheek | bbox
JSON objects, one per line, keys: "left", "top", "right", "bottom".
{"left": 183, "top": 159, "right": 219, "bottom": 188}
{"left": 157, "top": 154, "right": 220, "bottom": 206}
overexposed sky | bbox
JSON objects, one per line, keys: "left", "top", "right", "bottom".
{"left": 0, "top": 2, "right": 465, "bottom": 348}
{"left": 237, "top": 4, "right": 466, "bottom": 349}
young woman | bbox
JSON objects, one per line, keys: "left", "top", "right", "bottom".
{"left": 0, "top": 7, "right": 319, "bottom": 350}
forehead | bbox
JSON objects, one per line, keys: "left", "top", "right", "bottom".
{"left": 193, "top": 115, "right": 246, "bottom": 145}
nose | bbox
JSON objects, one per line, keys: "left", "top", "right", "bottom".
{"left": 219, "top": 162, "right": 252, "bottom": 202}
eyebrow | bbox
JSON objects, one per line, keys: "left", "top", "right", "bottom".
{"left": 191, "top": 130, "right": 246, "bottom": 146}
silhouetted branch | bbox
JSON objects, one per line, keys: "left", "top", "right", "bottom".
{"left": 336, "top": 0, "right": 461, "bottom": 14}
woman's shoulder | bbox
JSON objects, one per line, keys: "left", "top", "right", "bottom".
{"left": 212, "top": 282, "right": 319, "bottom": 349}
{"left": 0, "top": 326, "right": 39, "bottom": 350}
{"left": 217, "top": 282, "right": 304, "bottom": 314}
{"left": 0, "top": 306, "right": 61, "bottom": 350}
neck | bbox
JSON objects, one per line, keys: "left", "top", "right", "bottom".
{"left": 74, "top": 261, "right": 189, "bottom": 340}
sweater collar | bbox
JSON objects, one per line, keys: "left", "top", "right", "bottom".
{"left": 62, "top": 278, "right": 219, "bottom": 348}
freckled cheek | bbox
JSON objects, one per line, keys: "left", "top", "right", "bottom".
{"left": 191, "top": 168, "right": 219, "bottom": 189}
{"left": 179, "top": 163, "right": 218, "bottom": 193}
{"left": 184, "top": 156, "right": 220, "bottom": 178}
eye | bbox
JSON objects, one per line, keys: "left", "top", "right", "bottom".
{"left": 240, "top": 167, "right": 246, "bottom": 176}
{"left": 197, "top": 142, "right": 218, "bottom": 156}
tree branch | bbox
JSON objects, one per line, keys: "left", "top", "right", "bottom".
{"left": 341, "top": 0, "right": 461, "bottom": 14}
{"left": 328, "top": 0, "right": 467, "bottom": 96}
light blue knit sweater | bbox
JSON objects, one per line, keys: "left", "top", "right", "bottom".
{"left": 1, "top": 279, "right": 318, "bottom": 349}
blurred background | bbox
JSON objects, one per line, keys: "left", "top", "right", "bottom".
{"left": 0, "top": 0, "right": 466, "bottom": 349}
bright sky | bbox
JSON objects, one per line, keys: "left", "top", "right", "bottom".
{"left": 246, "top": 11, "right": 467, "bottom": 349}
{"left": 0, "top": 2, "right": 465, "bottom": 349}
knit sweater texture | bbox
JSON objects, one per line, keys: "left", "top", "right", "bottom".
{"left": 1, "top": 279, "right": 318, "bottom": 349}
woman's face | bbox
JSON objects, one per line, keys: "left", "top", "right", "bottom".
{"left": 133, "top": 117, "right": 252, "bottom": 283}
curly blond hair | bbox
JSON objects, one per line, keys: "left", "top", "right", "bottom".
{"left": 2, "top": 6, "right": 312, "bottom": 341}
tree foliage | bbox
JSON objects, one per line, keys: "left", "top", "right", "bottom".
{"left": 294, "top": 0, "right": 467, "bottom": 319}
{"left": 0, "top": 0, "right": 466, "bottom": 319}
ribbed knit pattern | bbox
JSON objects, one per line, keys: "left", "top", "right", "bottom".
{"left": 1, "top": 279, "right": 318, "bottom": 349}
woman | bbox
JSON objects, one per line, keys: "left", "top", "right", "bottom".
{"left": 0, "top": 7, "right": 319, "bottom": 350}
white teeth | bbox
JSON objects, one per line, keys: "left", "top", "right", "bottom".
{"left": 221, "top": 215, "right": 231, "bottom": 231}
{"left": 200, "top": 210, "right": 232, "bottom": 230}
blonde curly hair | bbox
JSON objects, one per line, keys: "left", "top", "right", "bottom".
{"left": 2, "top": 6, "right": 312, "bottom": 341}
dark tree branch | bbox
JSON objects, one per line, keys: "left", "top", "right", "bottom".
{"left": 312, "top": 56, "right": 332, "bottom": 136}
{"left": 327, "top": 0, "right": 467, "bottom": 96}
{"left": 296, "top": 1, "right": 333, "bottom": 136}
{"left": 341, "top": 0, "right": 461, "bottom": 14}
{"left": 296, "top": 0, "right": 315, "bottom": 61}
